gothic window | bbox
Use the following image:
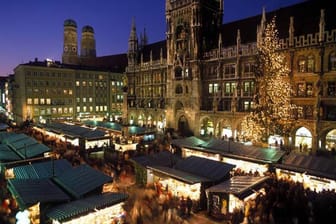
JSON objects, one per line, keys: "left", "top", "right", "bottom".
{"left": 175, "top": 84, "right": 183, "bottom": 94}
{"left": 224, "top": 82, "right": 236, "bottom": 96}
{"left": 223, "top": 64, "right": 236, "bottom": 78}
{"left": 297, "top": 83, "right": 306, "bottom": 96}
{"left": 174, "top": 66, "right": 182, "bottom": 79}
{"left": 298, "top": 57, "right": 306, "bottom": 73}
{"left": 209, "top": 83, "right": 213, "bottom": 94}
{"left": 329, "top": 52, "right": 336, "bottom": 71}
{"left": 208, "top": 83, "right": 219, "bottom": 94}
{"left": 243, "top": 100, "right": 253, "bottom": 112}
{"left": 307, "top": 55, "right": 315, "bottom": 72}
{"left": 243, "top": 62, "right": 255, "bottom": 77}
{"left": 306, "top": 83, "right": 313, "bottom": 96}
{"left": 243, "top": 81, "right": 254, "bottom": 96}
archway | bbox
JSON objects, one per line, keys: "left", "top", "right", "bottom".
{"left": 326, "top": 129, "right": 336, "bottom": 151}
{"left": 200, "top": 117, "right": 214, "bottom": 137}
{"left": 295, "top": 127, "right": 312, "bottom": 153}
{"left": 178, "top": 115, "right": 192, "bottom": 137}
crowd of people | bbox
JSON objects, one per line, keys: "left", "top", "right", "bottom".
{"left": 230, "top": 175, "right": 336, "bottom": 224}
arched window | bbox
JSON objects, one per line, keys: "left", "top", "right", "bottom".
{"left": 175, "top": 84, "right": 183, "bottom": 94}
{"left": 329, "top": 52, "right": 336, "bottom": 71}
{"left": 307, "top": 55, "right": 315, "bottom": 72}
{"left": 298, "top": 56, "right": 306, "bottom": 73}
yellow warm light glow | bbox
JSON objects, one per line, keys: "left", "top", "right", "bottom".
{"left": 53, "top": 203, "right": 125, "bottom": 224}
{"left": 275, "top": 168, "right": 336, "bottom": 192}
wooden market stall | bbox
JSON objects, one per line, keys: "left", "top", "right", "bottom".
{"left": 274, "top": 153, "right": 336, "bottom": 192}
{"left": 205, "top": 176, "right": 269, "bottom": 219}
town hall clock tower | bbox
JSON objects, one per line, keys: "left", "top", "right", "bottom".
{"left": 165, "top": 0, "right": 223, "bottom": 135}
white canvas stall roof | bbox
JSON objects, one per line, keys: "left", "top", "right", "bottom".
{"left": 206, "top": 176, "right": 269, "bottom": 199}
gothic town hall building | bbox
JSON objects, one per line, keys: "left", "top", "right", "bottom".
{"left": 10, "top": 0, "right": 336, "bottom": 153}
{"left": 125, "top": 0, "right": 336, "bottom": 153}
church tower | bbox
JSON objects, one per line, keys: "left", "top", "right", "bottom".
{"left": 80, "top": 25, "right": 96, "bottom": 59}
{"left": 62, "top": 19, "right": 78, "bottom": 65}
{"left": 127, "top": 18, "right": 138, "bottom": 67}
{"left": 165, "top": 0, "right": 223, "bottom": 135}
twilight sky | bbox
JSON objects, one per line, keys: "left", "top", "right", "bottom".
{"left": 0, "top": 0, "right": 304, "bottom": 76}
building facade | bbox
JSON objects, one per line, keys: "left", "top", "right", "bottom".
{"left": 12, "top": 59, "right": 125, "bottom": 124}
{"left": 124, "top": 0, "right": 336, "bottom": 153}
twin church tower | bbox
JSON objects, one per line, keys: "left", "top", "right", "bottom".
{"left": 62, "top": 19, "right": 96, "bottom": 65}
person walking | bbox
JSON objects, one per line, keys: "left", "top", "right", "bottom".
{"left": 186, "top": 196, "right": 193, "bottom": 217}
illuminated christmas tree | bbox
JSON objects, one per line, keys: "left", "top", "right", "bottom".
{"left": 241, "top": 16, "right": 299, "bottom": 144}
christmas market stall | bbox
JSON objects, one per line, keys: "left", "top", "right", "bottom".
{"left": 34, "top": 122, "right": 110, "bottom": 150}
{"left": 172, "top": 137, "right": 286, "bottom": 175}
{"left": 131, "top": 152, "right": 235, "bottom": 211}
{"left": 205, "top": 176, "right": 270, "bottom": 219}
{"left": 6, "top": 159, "right": 127, "bottom": 224}
{"left": 274, "top": 153, "right": 336, "bottom": 192}
{"left": 0, "top": 132, "right": 51, "bottom": 166}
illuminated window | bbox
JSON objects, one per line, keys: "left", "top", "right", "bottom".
{"left": 34, "top": 98, "right": 39, "bottom": 105}
{"left": 89, "top": 97, "right": 93, "bottom": 102}
{"left": 82, "top": 81, "right": 86, "bottom": 87}
{"left": 46, "top": 98, "right": 51, "bottom": 105}
{"left": 213, "top": 83, "right": 219, "bottom": 93}
{"left": 64, "top": 108, "right": 68, "bottom": 113}
{"left": 76, "top": 98, "right": 80, "bottom": 103}
{"left": 83, "top": 106, "right": 87, "bottom": 112}
{"left": 104, "top": 106, "right": 107, "bottom": 111}
{"left": 52, "top": 108, "right": 57, "bottom": 114}
{"left": 69, "top": 89, "right": 73, "bottom": 95}
{"left": 40, "top": 98, "right": 45, "bottom": 105}
{"left": 298, "top": 58, "right": 306, "bottom": 73}
{"left": 100, "top": 106, "right": 103, "bottom": 111}
{"left": 307, "top": 56, "right": 314, "bottom": 72}
{"left": 63, "top": 89, "right": 68, "bottom": 95}
{"left": 297, "top": 83, "right": 305, "bottom": 96}
{"left": 225, "top": 82, "right": 236, "bottom": 95}
{"left": 243, "top": 81, "right": 254, "bottom": 96}
{"left": 77, "top": 106, "right": 80, "bottom": 112}
{"left": 76, "top": 81, "right": 80, "bottom": 86}
{"left": 69, "top": 107, "right": 73, "bottom": 113}
{"left": 58, "top": 108, "right": 62, "bottom": 114}
{"left": 89, "top": 106, "right": 93, "bottom": 112}
{"left": 83, "top": 97, "right": 86, "bottom": 103}
{"left": 27, "top": 98, "right": 32, "bottom": 105}
{"left": 46, "top": 108, "right": 51, "bottom": 115}
{"left": 96, "top": 106, "right": 99, "bottom": 111}
{"left": 209, "top": 83, "right": 213, "bottom": 94}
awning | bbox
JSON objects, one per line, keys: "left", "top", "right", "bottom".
{"left": 206, "top": 176, "right": 270, "bottom": 199}
{"left": 46, "top": 192, "right": 128, "bottom": 222}
{"left": 274, "top": 153, "right": 336, "bottom": 180}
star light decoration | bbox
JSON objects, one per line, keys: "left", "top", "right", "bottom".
{"left": 241, "top": 17, "right": 300, "bottom": 144}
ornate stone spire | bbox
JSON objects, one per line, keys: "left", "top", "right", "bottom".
{"left": 289, "top": 16, "right": 294, "bottom": 47}
{"left": 319, "top": 9, "right": 325, "bottom": 43}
